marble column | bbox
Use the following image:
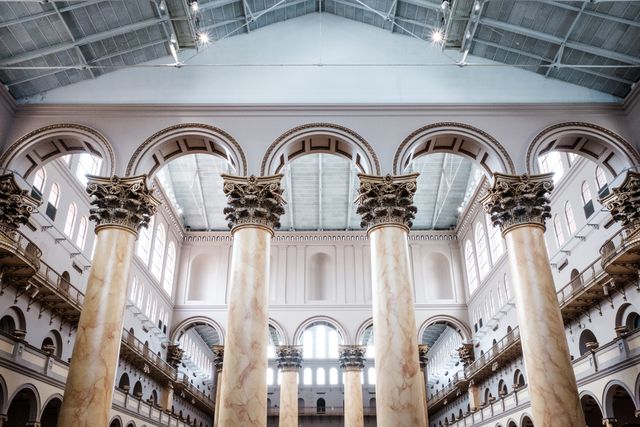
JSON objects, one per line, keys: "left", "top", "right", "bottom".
{"left": 217, "top": 175, "right": 285, "bottom": 427}
{"left": 482, "top": 173, "right": 585, "bottom": 427}
{"left": 355, "top": 173, "right": 426, "bottom": 427}
{"left": 275, "top": 345, "right": 302, "bottom": 427}
{"left": 339, "top": 345, "right": 366, "bottom": 427}
{"left": 418, "top": 344, "right": 429, "bottom": 425}
{"left": 212, "top": 345, "right": 224, "bottom": 426}
{"left": 58, "top": 176, "right": 159, "bottom": 427}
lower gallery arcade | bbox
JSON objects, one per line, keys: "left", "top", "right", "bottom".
{"left": 0, "top": 117, "right": 639, "bottom": 427}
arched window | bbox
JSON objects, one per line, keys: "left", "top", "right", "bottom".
{"left": 303, "top": 367, "right": 312, "bottom": 385}
{"left": 564, "top": 202, "right": 577, "bottom": 234}
{"left": 487, "top": 215, "right": 504, "bottom": 262}
{"left": 75, "top": 153, "right": 102, "bottom": 186}
{"left": 33, "top": 168, "right": 46, "bottom": 193}
{"left": 581, "top": 181, "right": 592, "bottom": 205}
{"left": 162, "top": 242, "right": 176, "bottom": 294}
{"left": 300, "top": 323, "right": 342, "bottom": 359}
{"left": 130, "top": 276, "right": 138, "bottom": 302}
{"left": 465, "top": 240, "right": 478, "bottom": 293}
{"left": 150, "top": 224, "right": 166, "bottom": 280}
{"left": 329, "top": 368, "right": 338, "bottom": 385}
{"left": 367, "top": 367, "right": 376, "bottom": 385}
{"left": 475, "top": 223, "right": 490, "bottom": 278}
{"left": 76, "top": 216, "right": 88, "bottom": 249}
{"left": 136, "top": 216, "right": 154, "bottom": 264}
{"left": 595, "top": 166, "right": 608, "bottom": 190}
{"left": 64, "top": 203, "right": 77, "bottom": 237}
{"left": 553, "top": 215, "right": 565, "bottom": 247}
{"left": 48, "top": 182, "right": 60, "bottom": 208}
{"left": 538, "top": 152, "right": 564, "bottom": 183}
{"left": 316, "top": 367, "right": 325, "bottom": 385}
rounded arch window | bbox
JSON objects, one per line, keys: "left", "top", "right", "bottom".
{"left": 626, "top": 311, "right": 640, "bottom": 330}
{"left": 32, "top": 167, "right": 46, "bottom": 194}
{"left": 475, "top": 223, "right": 490, "bottom": 279}
{"left": 150, "top": 224, "right": 166, "bottom": 280}
{"left": 513, "top": 370, "right": 525, "bottom": 388}
{"left": 564, "top": 202, "right": 577, "bottom": 234}
{"left": 553, "top": 215, "right": 565, "bottom": 247}
{"left": 578, "top": 330, "right": 598, "bottom": 356}
{"left": 300, "top": 322, "right": 342, "bottom": 359}
{"left": 464, "top": 240, "right": 478, "bottom": 293}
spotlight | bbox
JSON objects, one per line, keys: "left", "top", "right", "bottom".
{"left": 430, "top": 28, "right": 444, "bottom": 44}
{"left": 190, "top": 0, "right": 199, "bottom": 12}
{"left": 197, "top": 31, "right": 210, "bottom": 45}
{"left": 474, "top": 1, "right": 481, "bottom": 11}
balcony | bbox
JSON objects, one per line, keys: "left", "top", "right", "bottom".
{"left": 557, "top": 257, "right": 609, "bottom": 324}
{"left": 0, "top": 227, "right": 41, "bottom": 284}
{"left": 427, "top": 372, "right": 469, "bottom": 413}
{"left": 174, "top": 373, "right": 216, "bottom": 413}
{"left": 30, "top": 260, "right": 84, "bottom": 324}
{"left": 120, "top": 328, "right": 177, "bottom": 384}
{"left": 600, "top": 227, "right": 640, "bottom": 278}
{"left": 464, "top": 327, "right": 521, "bottom": 383}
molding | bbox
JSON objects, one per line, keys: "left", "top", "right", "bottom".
{"left": 0, "top": 86, "right": 16, "bottom": 115}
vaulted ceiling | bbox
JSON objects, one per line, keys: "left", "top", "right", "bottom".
{"left": 1, "top": 0, "right": 639, "bottom": 101}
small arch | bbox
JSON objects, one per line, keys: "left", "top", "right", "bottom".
{"left": 615, "top": 303, "right": 640, "bottom": 331}
{"left": 109, "top": 416, "right": 123, "bottom": 427}
{"left": 513, "top": 370, "right": 526, "bottom": 388}
{"left": 268, "top": 318, "right": 289, "bottom": 346}
{"left": 7, "top": 384, "right": 40, "bottom": 425}
{"left": 578, "top": 329, "right": 598, "bottom": 356}
{"left": 127, "top": 123, "right": 246, "bottom": 177}
{"left": 355, "top": 318, "right": 374, "bottom": 346}
{"left": 0, "top": 124, "right": 115, "bottom": 179}
{"left": 170, "top": 316, "right": 225, "bottom": 345}
{"left": 526, "top": 122, "right": 640, "bottom": 177}
{"left": 40, "top": 394, "right": 63, "bottom": 427}
{"left": 41, "top": 330, "right": 63, "bottom": 358}
{"left": 262, "top": 123, "right": 380, "bottom": 175}
{"left": 520, "top": 415, "right": 534, "bottom": 427}
{"left": 118, "top": 373, "right": 130, "bottom": 391}
{"left": 507, "top": 420, "right": 518, "bottom": 427}
{"left": 417, "top": 315, "right": 472, "bottom": 343}
{"left": 126, "top": 423, "right": 136, "bottom": 427}
{"left": 570, "top": 268, "right": 582, "bottom": 293}
{"left": 132, "top": 381, "right": 143, "bottom": 398}
{"left": 580, "top": 391, "right": 604, "bottom": 427}
{"left": 293, "top": 316, "right": 349, "bottom": 344}
{"left": 0, "top": 374, "right": 7, "bottom": 416}
{"left": 394, "top": 122, "right": 515, "bottom": 176}
{"left": 1, "top": 305, "right": 27, "bottom": 332}
{"left": 316, "top": 398, "right": 326, "bottom": 414}
{"left": 603, "top": 380, "right": 638, "bottom": 419}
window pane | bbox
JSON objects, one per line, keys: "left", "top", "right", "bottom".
{"left": 554, "top": 215, "right": 565, "bottom": 247}
{"left": 565, "top": 202, "right": 577, "bottom": 234}
{"left": 76, "top": 216, "right": 88, "bottom": 249}
{"left": 163, "top": 242, "right": 176, "bottom": 294}
{"left": 303, "top": 368, "right": 312, "bottom": 385}
{"left": 303, "top": 331, "right": 313, "bottom": 359}
{"left": 465, "top": 241, "right": 478, "bottom": 293}
{"left": 64, "top": 203, "right": 77, "bottom": 236}
{"left": 368, "top": 367, "right": 376, "bottom": 385}
{"left": 475, "top": 223, "right": 490, "bottom": 278}
{"left": 316, "top": 367, "right": 325, "bottom": 385}
{"left": 136, "top": 216, "right": 154, "bottom": 264}
{"left": 150, "top": 224, "right": 166, "bottom": 280}
{"left": 329, "top": 368, "right": 338, "bottom": 385}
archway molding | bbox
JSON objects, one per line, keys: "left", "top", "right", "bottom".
{"left": 602, "top": 379, "right": 637, "bottom": 418}
{"left": 126, "top": 123, "right": 247, "bottom": 178}
{"left": 7, "top": 383, "right": 40, "bottom": 422}
{"left": 418, "top": 314, "right": 472, "bottom": 343}
{"left": 293, "top": 315, "right": 350, "bottom": 344}
{"left": 0, "top": 374, "right": 7, "bottom": 414}
{"left": 269, "top": 318, "right": 289, "bottom": 346}
{"left": 109, "top": 415, "right": 124, "bottom": 427}
{"left": 261, "top": 123, "right": 381, "bottom": 175}
{"left": 519, "top": 414, "right": 534, "bottom": 427}
{"left": 355, "top": 318, "right": 374, "bottom": 345}
{"left": 394, "top": 122, "right": 515, "bottom": 176}
{"left": 526, "top": 122, "right": 640, "bottom": 177}
{"left": 1, "top": 305, "right": 26, "bottom": 331}
{"left": 169, "top": 316, "right": 225, "bottom": 345}
{"left": 0, "top": 124, "right": 115, "bottom": 180}
{"left": 39, "top": 393, "right": 63, "bottom": 418}
{"left": 579, "top": 390, "right": 604, "bottom": 411}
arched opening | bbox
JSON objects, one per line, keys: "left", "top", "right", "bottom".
{"left": 298, "top": 398, "right": 305, "bottom": 412}
{"left": 521, "top": 415, "right": 534, "bottom": 427}
{"left": 1, "top": 306, "right": 26, "bottom": 336}
{"left": 420, "top": 320, "right": 465, "bottom": 399}
{"left": 369, "top": 397, "right": 376, "bottom": 411}
{"left": 508, "top": 422, "right": 517, "bottom": 427}
{"left": 422, "top": 252, "right": 454, "bottom": 300}
{"left": 109, "top": 418, "right": 122, "bottom": 427}
{"left": 7, "top": 386, "right": 39, "bottom": 426}
{"left": 581, "top": 394, "right": 604, "bottom": 427}
{"left": 579, "top": 329, "right": 599, "bottom": 356}
{"left": 0, "top": 315, "right": 16, "bottom": 335}
{"left": 307, "top": 252, "right": 334, "bottom": 301}
{"left": 298, "top": 321, "right": 343, "bottom": 359}
{"left": 173, "top": 318, "right": 224, "bottom": 383}
{"left": 570, "top": 269, "right": 582, "bottom": 293}
{"left": 605, "top": 384, "right": 639, "bottom": 426}
{"left": 316, "top": 398, "right": 326, "bottom": 414}
{"left": 484, "top": 387, "right": 493, "bottom": 405}
{"left": 133, "top": 381, "right": 143, "bottom": 398}
{"left": 41, "top": 330, "right": 63, "bottom": 358}
{"left": 498, "top": 380, "right": 508, "bottom": 397}
{"left": 40, "top": 396, "right": 63, "bottom": 427}
{"left": 118, "top": 373, "right": 130, "bottom": 392}
{"left": 627, "top": 312, "right": 640, "bottom": 331}
{"left": 514, "top": 370, "right": 526, "bottom": 388}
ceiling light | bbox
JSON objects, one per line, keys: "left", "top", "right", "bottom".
{"left": 159, "top": 0, "right": 166, "bottom": 11}
{"left": 197, "top": 31, "right": 210, "bottom": 45}
{"left": 474, "top": 1, "right": 481, "bottom": 11}
{"left": 430, "top": 28, "right": 444, "bottom": 44}
{"left": 190, "top": 0, "right": 199, "bottom": 12}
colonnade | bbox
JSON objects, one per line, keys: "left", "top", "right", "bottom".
{"left": 9, "top": 167, "right": 638, "bottom": 427}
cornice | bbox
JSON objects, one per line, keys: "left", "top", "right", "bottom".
{"left": 0, "top": 86, "right": 16, "bottom": 115}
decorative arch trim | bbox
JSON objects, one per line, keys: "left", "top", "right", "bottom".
{"left": 0, "top": 124, "right": 116, "bottom": 179}
{"left": 39, "top": 393, "right": 63, "bottom": 418}
{"left": 293, "top": 315, "right": 350, "bottom": 345}
{"left": 7, "top": 383, "right": 40, "bottom": 421}
{"left": 108, "top": 415, "right": 124, "bottom": 427}
{"left": 126, "top": 123, "right": 247, "bottom": 177}
{"left": 394, "top": 122, "right": 515, "bottom": 176}
{"left": 526, "top": 122, "right": 640, "bottom": 176}
{"left": 417, "top": 314, "right": 472, "bottom": 343}
{"left": 268, "top": 318, "right": 289, "bottom": 346}
{"left": 169, "top": 316, "right": 225, "bottom": 345}
{"left": 579, "top": 390, "right": 604, "bottom": 415}
{"left": 0, "top": 374, "right": 7, "bottom": 414}
{"left": 602, "top": 379, "right": 637, "bottom": 418}
{"left": 355, "top": 318, "right": 374, "bottom": 345}
{"left": 261, "top": 123, "right": 381, "bottom": 175}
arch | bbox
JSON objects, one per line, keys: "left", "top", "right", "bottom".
{"left": 109, "top": 416, "right": 123, "bottom": 427}
{"left": 316, "top": 397, "right": 326, "bottom": 414}
{"left": 579, "top": 329, "right": 598, "bottom": 356}
{"left": 293, "top": 316, "right": 349, "bottom": 344}
{"left": 126, "top": 423, "right": 136, "bottom": 427}
{"left": 268, "top": 318, "right": 289, "bottom": 346}
{"left": 41, "top": 329, "right": 63, "bottom": 358}
{"left": 0, "top": 124, "right": 115, "bottom": 179}
{"left": 603, "top": 380, "right": 638, "bottom": 419}
{"left": 355, "top": 318, "right": 374, "bottom": 345}
{"left": 513, "top": 369, "right": 526, "bottom": 388}
{"left": 262, "top": 123, "right": 380, "bottom": 175}
{"left": 394, "top": 122, "right": 515, "bottom": 176}
{"left": 132, "top": 381, "right": 143, "bottom": 398}
{"left": 616, "top": 303, "right": 640, "bottom": 331}
{"left": 118, "top": 373, "right": 130, "bottom": 391}
{"left": 417, "top": 315, "right": 472, "bottom": 343}
{"left": 520, "top": 414, "right": 534, "bottom": 427}
{"left": 526, "top": 122, "right": 640, "bottom": 177}
{"left": 170, "top": 316, "right": 225, "bottom": 344}
{"left": 0, "top": 374, "right": 7, "bottom": 415}
{"left": 7, "top": 384, "right": 40, "bottom": 424}
{"left": 40, "top": 394, "right": 63, "bottom": 427}
{"left": 507, "top": 420, "right": 518, "bottom": 427}
{"left": 1, "top": 306, "right": 26, "bottom": 334}
{"left": 126, "top": 123, "right": 246, "bottom": 177}
{"left": 580, "top": 391, "right": 604, "bottom": 427}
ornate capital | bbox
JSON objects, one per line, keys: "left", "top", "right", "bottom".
{"left": 275, "top": 345, "right": 303, "bottom": 371}
{"left": 212, "top": 345, "right": 224, "bottom": 372}
{"left": 86, "top": 175, "right": 160, "bottom": 236}
{"left": 338, "top": 345, "right": 366, "bottom": 371}
{"left": 601, "top": 171, "right": 640, "bottom": 234}
{"left": 0, "top": 173, "right": 40, "bottom": 231}
{"left": 221, "top": 174, "right": 286, "bottom": 232}
{"left": 167, "top": 344, "right": 184, "bottom": 369}
{"left": 457, "top": 343, "right": 475, "bottom": 367}
{"left": 481, "top": 173, "right": 554, "bottom": 234}
{"left": 418, "top": 344, "right": 429, "bottom": 370}
{"left": 355, "top": 173, "right": 419, "bottom": 231}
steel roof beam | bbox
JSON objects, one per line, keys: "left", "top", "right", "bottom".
{"left": 200, "top": 17, "right": 245, "bottom": 31}
{"left": 197, "top": 0, "right": 242, "bottom": 12}
{"left": 50, "top": 2, "right": 97, "bottom": 79}
{"left": 544, "top": 0, "right": 586, "bottom": 77}
{"left": 524, "top": 0, "right": 640, "bottom": 29}
{"left": 0, "top": 17, "right": 169, "bottom": 66}
{"left": 0, "top": 0, "right": 114, "bottom": 29}
{"left": 479, "top": 17, "right": 640, "bottom": 65}
{"left": 386, "top": 0, "right": 399, "bottom": 33}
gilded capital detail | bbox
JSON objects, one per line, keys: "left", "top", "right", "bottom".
{"left": 355, "top": 173, "right": 419, "bottom": 230}
{"left": 339, "top": 345, "right": 366, "bottom": 371}
{"left": 275, "top": 345, "right": 303, "bottom": 372}
{"left": 601, "top": 170, "right": 640, "bottom": 234}
{"left": 221, "top": 174, "right": 286, "bottom": 231}
{"left": 86, "top": 175, "right": 160, "bottom": 235}
{"left": 0, "top": 173, "right": 40, "bottom": 231}
{"left": 418, "top": 344, "right": 429, "bottom": 370}
{"left": 212, "top": 345, "right": 224, "bottom": 372}
{"left": 481, "top": 173, "right": 554, "bottom": 234}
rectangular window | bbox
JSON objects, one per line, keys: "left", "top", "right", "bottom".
{"left": 583, "top": 201, "right": 595, "bottom": 219}
{"left": 46, "top": 203, "right": 57, "bottom": 220}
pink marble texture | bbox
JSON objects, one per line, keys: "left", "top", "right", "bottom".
{"left": 369, "top": 225, "right": 427, "bottom": 427}
{"left": 505, "top": 226, "right": 586, "bottom": 427}
{"left": 344, "top": 370, "right": 364, "bottom": 427}
{"left": 58, "top": 228, "right": 136, "bottom": 427}
{"left": 217, "top": 226, "right": 271, "bottom": 427}
{"left": 278, "top": 370, "right": 298, "bottom": 427}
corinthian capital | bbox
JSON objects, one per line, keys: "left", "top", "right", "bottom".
{"left": 0, "top": 173, "right": 41, "bottom": 231}
{"left": 212, "top": 345, "right": 224, "bottom": 372}
{"left": 86, "top": 175, "right": 160, "bottom": 235}
{"left": 481, "top": 173, "right": 554, "bottom": 234}
{"left": 355, "top": 173, "right": 419, "bottom": 231}
{"left": 339, "top": 345, "right": 366, "bottom": 371}
{"left": 601, "top": 170, "right": 640, "bottom": 234}
{"left": 275, "top": 345, "right": 303, "bottom": 371}
{"left": 418, "top": 344, "right": 429, "bottom": 370}
{"left": 221, "top": 174, "right": 286, "bottom": 232}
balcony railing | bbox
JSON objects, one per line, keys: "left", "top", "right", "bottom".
{"left": 32, "top": 260, "right": 85, "bottom": 323}
{"left": 0, "top": 226, "right": 42, "bottom": 271}
{"left": 121, "top": 328, "right": 177, "bottom": 382}
{"left": 464, "top": 327, "right": 521, "bottom": 380}
{"left": 600, "top": 226, "right": 640, "bottom": 276}
{"left": 175, "top": 373, "right": 215, "bottom": 412}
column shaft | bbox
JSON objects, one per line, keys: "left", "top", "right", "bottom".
{"left": 344, "top": 370, "right": 364, "bottom": 427}
{"left": 369, "top": 225, "right": 425, "bottom": 427}
{"left": 279, "top": 370, "right": 298, "bottom": 427}
{"left": 217, "top": 226, "right": 271, "bottom": 426}
{"left": 215, "top": 370, "right": 222, "bottom": 426}
{"left": 161, "top": 383, "right": 174, "bottom": 412}
{"left": 58, "top": 227, "right": 135, "bottom": 425}
{"left": 504, "top": 226, "right": 584, "bottom": 425}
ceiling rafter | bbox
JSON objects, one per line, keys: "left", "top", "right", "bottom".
{"left": 544, "top": 0, "right": 587, "bottom": 77}
{"left": 528, "top": 0, "right": 640, "bottom": 29}
{"left": 0, "top": 0, "right": 113, "bottom": 29}
{"left": 50, "top": 2, "right": 97, "bottom": 79}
